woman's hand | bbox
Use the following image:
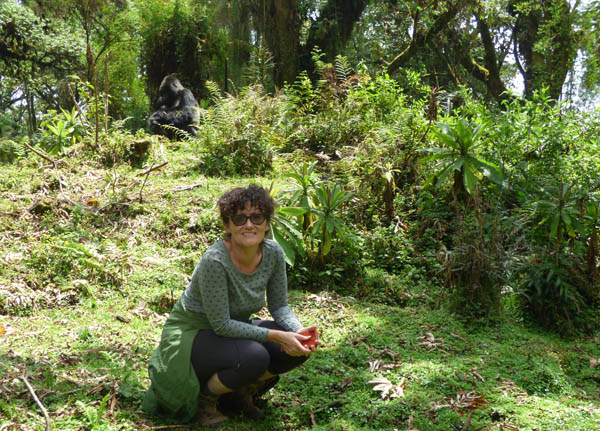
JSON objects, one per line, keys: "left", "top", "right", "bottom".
{"left": 297, "top": 326, "right": 319, "bottom": 351}
{"left": 267, "top": 329, "right": 312, "bottom": 357}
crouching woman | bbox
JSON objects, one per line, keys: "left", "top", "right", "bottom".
{"left": 143, "top": 185, "right": 317, "bottom": 426}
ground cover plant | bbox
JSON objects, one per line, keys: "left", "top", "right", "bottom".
{"left": 3, "top": 1, "right": 600, "bottom": 428}
{"left": 2, "top": 86, "right": 600, "bottom": 429}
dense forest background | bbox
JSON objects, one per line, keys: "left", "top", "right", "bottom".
{"left": 3, "top": 0, "right": 600, "bottom": 134}
{"left": 2, "top": 1, "right": 600, "bottom": 430}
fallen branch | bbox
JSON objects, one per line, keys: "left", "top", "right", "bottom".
{"left": 461, "top": 409, "right": 473, "bottom": 431}
{"left": 21, "top": 375, "right": 51, "bottom": 431}
{"left": 309, "top": 406, "right": 318, "bottom": 426}
{"left": 171, "top": 182, "right": 204, "bottom": 193}
{"left": 139, "top": 161, "right": 168, "bottom": 203}
{"left": 23, "top": 142, "right": 56, "bottom": 167}
{"left": 137, "top": 161, "right": 168, "bottom": 177}
{"left": 141, "top": 425, "right": 191, "bottom": 430}
{"left": 449, "top": 332, "right": 470, "bottom": 343}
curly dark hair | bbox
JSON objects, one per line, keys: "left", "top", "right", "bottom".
{"left": 217, "top": 184, "right": 276, "bottom": 224}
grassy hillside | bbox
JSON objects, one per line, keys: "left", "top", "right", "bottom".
{"left": 1, "top": 139, "right": 600, "bottom": 431}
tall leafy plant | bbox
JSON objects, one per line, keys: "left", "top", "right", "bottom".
{"left": 420, "top": 119, "right": 503, "bottom": 199}
{"left": 309, "top": 182, "right": 354, "bottom": 260}
{"left": 528, "top": 182, "right": 584, "bottom": 258}
{"left": 271, "top": 170, "right": 353, "bottom": 265}
{"left": 286, "top": 161, "right": 318, "bottom": 233}
{"left": 39, "top": 107, "right": 86, "bottom": 155}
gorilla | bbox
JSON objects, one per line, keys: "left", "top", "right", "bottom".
{"left": 148, "top": 75, "right": 200, "bottom": 138}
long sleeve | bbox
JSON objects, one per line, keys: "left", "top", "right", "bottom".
{"left": 266, "top": 246, "right": 302, "bottom": 332}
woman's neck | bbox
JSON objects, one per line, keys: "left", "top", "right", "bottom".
{"left": 224, "top": 239, "right": 262, "bottom": 273}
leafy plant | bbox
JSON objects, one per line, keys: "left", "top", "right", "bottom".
{"left": 196, "top": 85, "right": 277, "bottom": 176}
{"left": 272, "top": 170, "right": 353, "bottom": 265}
{"left": 309, "top": 182, "right": 353, "bottom": 260}
{"left": 528, "top": 182, "right": 585, "bottom": 256}
{"left": 0, "top": 138, "right": 25, "bottom": 164}
{"left": 420, "top": 119, "right": 503, "bottom": 199}
{"left": 286, "top": 161, "right": 318, "bottom": 233}
{"left": 39, "top": 107, "right": 84, "bottom": 155}
{"left": 270, "top": 205, "right": 307, "bottom": 266}
{"left": 584, "top": 201, "right": 600, "bottom": 281}
{"left": 516, "top": 250, "right": 587, "bottom": 331}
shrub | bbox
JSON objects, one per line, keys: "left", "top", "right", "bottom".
{"left": 0, "top": 139, "right": 24, "bottom": 164}
{"left": 437, "top": 208, "right": 505, "bottom": 318}
{"left": 515, "top": 249, "right": 599, "bottom": 333}
{"left": 195, "top": 84, "right": 280, "bottom": 176}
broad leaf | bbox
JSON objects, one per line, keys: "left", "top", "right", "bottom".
{"left": 273, "top": 228, "right": 297, "bottom": 266}
{"left": 470, "top": 158, "right": 504, "bottom": 185}
{"left": 278, "top": 206, "right": 308, "bottom": 217}
{"left": 463, "top": 164, "right": 478, "bottom": 194}
{"left": 322, "top": 227, "right": 332, "bottom": 256}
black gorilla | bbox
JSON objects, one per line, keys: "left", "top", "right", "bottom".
{"left": 148, "top": 75, "right": 200, "bottom": 138}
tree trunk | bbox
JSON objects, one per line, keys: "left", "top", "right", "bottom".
{"left": 512, "top": 0, "right": 577, "bottom": 101}
{"left": 255, "top": 0, "right": 301, "bottom": 87}
{"left": 305, "top": 0, "right": 368, "bottom": 63}
{"left": 225, "top": 0, "right": 252, "bottom": 87}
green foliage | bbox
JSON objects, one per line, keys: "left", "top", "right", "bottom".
{"left": 3, "top": 75, "right": 600, "bottom": 430}
{"left": 0, "top": 138, "right": 24, "bottom": 164}
{"left": 76, "top": 393, "right": 112, "bottom": 431}
{"left": 27, "top": 237, "right": 122, "bottom": 290}
{"left": 137, "top": 0, "right": 228, "bottom": 101}
{"left": 309, "top": 182, "right": 353, "bottom": 259}
{"left": 39, "top": 107, "right": 85, "bottom": 155}
{"left": 528, "top": 181, "right": 584, "bottom": 244}
{"left": 516, "top": 250, "right": 592, "bottom": 332}
{"left": 195, "top": 85, "right": 278, "bottom": 176}
{"left": 244, "top": 43, "right": 275, "bottom": 91}
{"left": 441, "top": 209, "right": 505, "bottom": 318}
{"left": 421, "top": 119, "right": 504, "bottom": 197}
{"left": 0, "top": 111, "right": 19, "bottom": 137}
{"left": 272, "top": 163, "right": 353, "bottom": 266}
{"left": 283, "top": 55, "right": 372, "bottom": 154}
{"left": 271, "top": 206, "right": 307, "bottom": 266}
{"left": 0, "top": 2, "right": 84, "bottom": 81}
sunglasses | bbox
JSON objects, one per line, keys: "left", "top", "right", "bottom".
{"left": 230, "top": 213, "right": 266, "bottom": 226}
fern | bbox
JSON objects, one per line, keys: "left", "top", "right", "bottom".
{"left": 161, "top": 124, "right": 193, "bottom": 140}
{"left": 205, "top": 80, "right": 222, "bottom": 103}
{"left": 0, "top": 139, "right": 25, "bottom": 164}
{"left": 335, "top": 55, "right": 351, "bottom": 83}
{"left": 245, "top": 44, "right": 274, "bottom": 89}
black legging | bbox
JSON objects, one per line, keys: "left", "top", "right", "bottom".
{"left": 191, "top": 320, "right": 308, "bottom": 390}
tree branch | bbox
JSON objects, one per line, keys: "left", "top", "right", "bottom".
{"left": 21, "top": 375, "right": 51, "bottom": 431}
{"left": 387, "top": 0, "right": 470, "bottom": 74}
{"left": 23, "top": 141, "right": 57, "bottom": 167}
{"left": 445, "top": 24, "right": 511, "bottom": 104}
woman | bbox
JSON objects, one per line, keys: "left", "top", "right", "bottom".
{"left": 143, "top": 185, "right": 317, "bottom": 426}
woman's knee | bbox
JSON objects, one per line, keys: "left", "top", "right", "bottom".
{"left": 269, "top": 352, "right": 308, "bottom": 375}
{"left": 237, "top": 340, "right": 270, "bottom": 379}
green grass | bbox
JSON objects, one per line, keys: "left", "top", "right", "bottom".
{"left": 1, "top": 140, "right": 600, "bottom": 430}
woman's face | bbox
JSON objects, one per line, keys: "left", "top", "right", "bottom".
{"left": 224, "top": 203, "right": 268, "bottom": 250}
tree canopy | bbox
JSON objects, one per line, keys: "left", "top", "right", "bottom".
{"left": 1, "top": 0, "right": 599, "bottom": 136}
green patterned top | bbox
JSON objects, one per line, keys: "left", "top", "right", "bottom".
{"left": 181, "top": 238, "right": 302, "bottom": 340}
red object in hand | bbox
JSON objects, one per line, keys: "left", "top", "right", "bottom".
{"left": 299, "top": 328, "right": 318, "bottom": 348}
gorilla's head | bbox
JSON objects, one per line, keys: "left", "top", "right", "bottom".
{"left": 159, "top": 75, "right": 184, "bottom": 98}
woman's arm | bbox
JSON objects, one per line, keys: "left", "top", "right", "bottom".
{"left": 266, "top": 245, "right": 303, "bottom": 332}
{"left": 266, "top": 244, "right": 317, "bottom": 355}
